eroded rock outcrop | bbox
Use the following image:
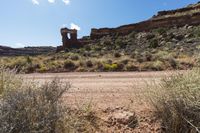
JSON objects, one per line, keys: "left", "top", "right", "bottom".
{"left": 90, "top": 2, "right": 200, "bottom": 39}
{"left": 57, "top": 28, "right": 80, "bottom": 51}
{"left": 57, "top": 2, "right": 200, "bottom": 51}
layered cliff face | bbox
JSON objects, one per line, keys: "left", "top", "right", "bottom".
{"left": 90, "top": 2, "right": 200, "bottom": 39}
{"left": 0, "top": 45, "right": 56, "bottom": 56}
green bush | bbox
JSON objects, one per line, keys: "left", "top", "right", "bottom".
{"left": 103, "top": 63, "right": 118, "bottom": 71}
{"left": 150, "top": 69, "right": 200, "bottom": 133}
{"left": 39, "top": 66, "right": 48, "bottom": 73}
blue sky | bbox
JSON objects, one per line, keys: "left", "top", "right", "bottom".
{"left": 0, "top": 0, "right": 199, "bottom": 48}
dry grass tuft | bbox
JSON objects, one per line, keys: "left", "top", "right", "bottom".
{"left": 148, "top": 69, "right": 200, "bottom": 133}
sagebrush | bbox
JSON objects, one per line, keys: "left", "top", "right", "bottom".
{"left": 149, "top": 69, "right": 200, "bottom": 133}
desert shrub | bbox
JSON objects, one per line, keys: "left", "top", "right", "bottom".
{"left": 78, "top": 60, "right": 85, "bottom": 67}
{"left": 9, "top": 57, "right": 27, "bottom": 70}
{"left": 174, "top": 35, "right": 184, "bottom": 41}
{"left": 194, "top": 27, "right": 200, "bottom": 37}
{"left": 70, "top": 54, "right": 79, "bottom": 61}
{"left": 136, "top": 53, "right": 152, "bottom": 63}
{"left": 86, "top": 60, "right": 93, "bottom": 68}
{"left": 0, "top": 66, "right": 100, "bottom": 132}
{"left": 64, "top": 60, "right": 76, "bottom": 70}
{"left": 96, "top": 61, "right": 104, "bottom": 71}
{"left": 128, "top": 31, "right": 137, "bottom": 38}
{"left": 126, "top": 64, "right": 139, "bottom": 71}
{"left": 103, "top": 63, "right": 118, "bottom": 71}
{"left": 25, "top": 64, "right": 35, "bottom": 73}
{"left": 114, "top": 52, "right": 121, "bottom": 58}
{"left": 151, "top": 60, "right": 165, "bottom": 71}
{"left": 154, "top": 28, "right": 166, "bottom": 35}
{"left": 85, "top": 45, "right": 91, "bottom": 51}
{"left": 136, "top": 56, "right": 145, "bottom": 63}
{"left": 168, "top": 57, "right": 178, "bottom": 69}
{"left": 149, "top": 69, "right": 200, "bottom": 133}
{"left": 140, "top": 61, "right": 164, "bottom": 71}
{"left": 0, "top": 66, "right": 22, "bottom": 95}
{"left": 116, "top": 62, "right": 124, "bottom": 70}
{"left": 120, "top": 59, "right": 129, "bottom": 65}
{"left": 0, "top": 79, "right": 70, "bottom": 133}
{"left": 93, "top": 46, "right": 102, "bottom": 51}
{"left": 115, "top": 37, "right": 126, "bottom": 48}
{"left": 143, "top": 52, "right": 152, "bottom": 61}
{"left": 154, "top": 51, "right": 169, "bottom": 61}
{"left": 105, "top": 59, "right": 113, "bottom": 65}
{"left": 130, "top": 53, "right": 136, "bottom": 58}
{"left": 24, "top": 62, "right": 41, "bottom": 73}
{"left": 26, "top": 56, "right": 32, "bottom": 64}
{"left": 149, "top": 39, "right": 159, "bottom": 48}
{"left": 39, "top": 66, "right": 48, "bottom": 73}
{"left": 146, "top": 33, "right": 155, "bottom": 40}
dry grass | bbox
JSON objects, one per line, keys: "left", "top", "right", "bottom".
{"left": 0, "top": 66, "right": 23, "bottom": 95}
{"left": 0, "top": 66, "right": 101, "bottom": 133}
{"left": 146, "top": 69, "right": 200, "bottom": 133}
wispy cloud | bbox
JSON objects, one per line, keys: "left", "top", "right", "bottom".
{"left": 48, "top": 0, "right": 55, "bottom": 4}
{"left": 62, "top": 0, "right": 70, "bottom": 5}
{"left": 70, "top": 23, "right": 81, "bottom": 31}
{"left": 32, "top": 0, "right": 39, "bottom": 5}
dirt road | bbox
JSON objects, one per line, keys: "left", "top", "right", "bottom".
{"left": 22, "top": 71, "right": 183, "bottom": 132}
{"left": 23, "top": 71, "right": 178, "bottom": 109}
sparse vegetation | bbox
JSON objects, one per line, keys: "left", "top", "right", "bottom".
{"left": 64, "top": 60, "right": 77, "bottom": 71}
{"left": 0, "top": 66, "right": 22, "bottom": 95}
{"left": 0, "top": 67, "right": 102, "bottom": 133}
{"left": 1, "top": 25, "right": 200, "bottom": 73}
{"left": 148, "top": 69, "right": 200, "bottom": 133}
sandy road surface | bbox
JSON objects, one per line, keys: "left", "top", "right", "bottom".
{"left": 22, "top": 71, "right": 179, "bottom": 110}
{"left": 22, "top": 71, "right": 184, "bottom": 132}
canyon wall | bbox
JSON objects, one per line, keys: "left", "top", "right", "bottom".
{"left": 90, "top": 3, "right": 200, "bottom": 39}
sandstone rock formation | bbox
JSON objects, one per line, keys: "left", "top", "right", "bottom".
{"left": 57, "top": 2, "right": 200, "bottom": 51}
{"left": 57, "top": 28, "right": 80, "bottom": 51}
{"left": 90, "top": 2, "right": 200, "bottom": 39}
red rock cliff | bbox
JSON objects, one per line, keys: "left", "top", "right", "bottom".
{"left": 90, "top": 2, "right": 200, "bottom": 39}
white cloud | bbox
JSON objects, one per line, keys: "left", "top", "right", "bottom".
{"left": 48, "top": 0, "right": 55, "bottom": 3}
{"left": 32, "top": 0, "right": 39, "bottom": 5}
{"left": 70, "top": 23, "right": 81, "bottom": 31}
{"left": 62, "top": 0, "right": 70, "bottom": 5}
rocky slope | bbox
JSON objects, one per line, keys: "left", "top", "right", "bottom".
{"left": 90, "top": 2, "right": 200, "bottom": 39}
{"left": 1, "top": 2, "right": 200, "bottom": 73}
